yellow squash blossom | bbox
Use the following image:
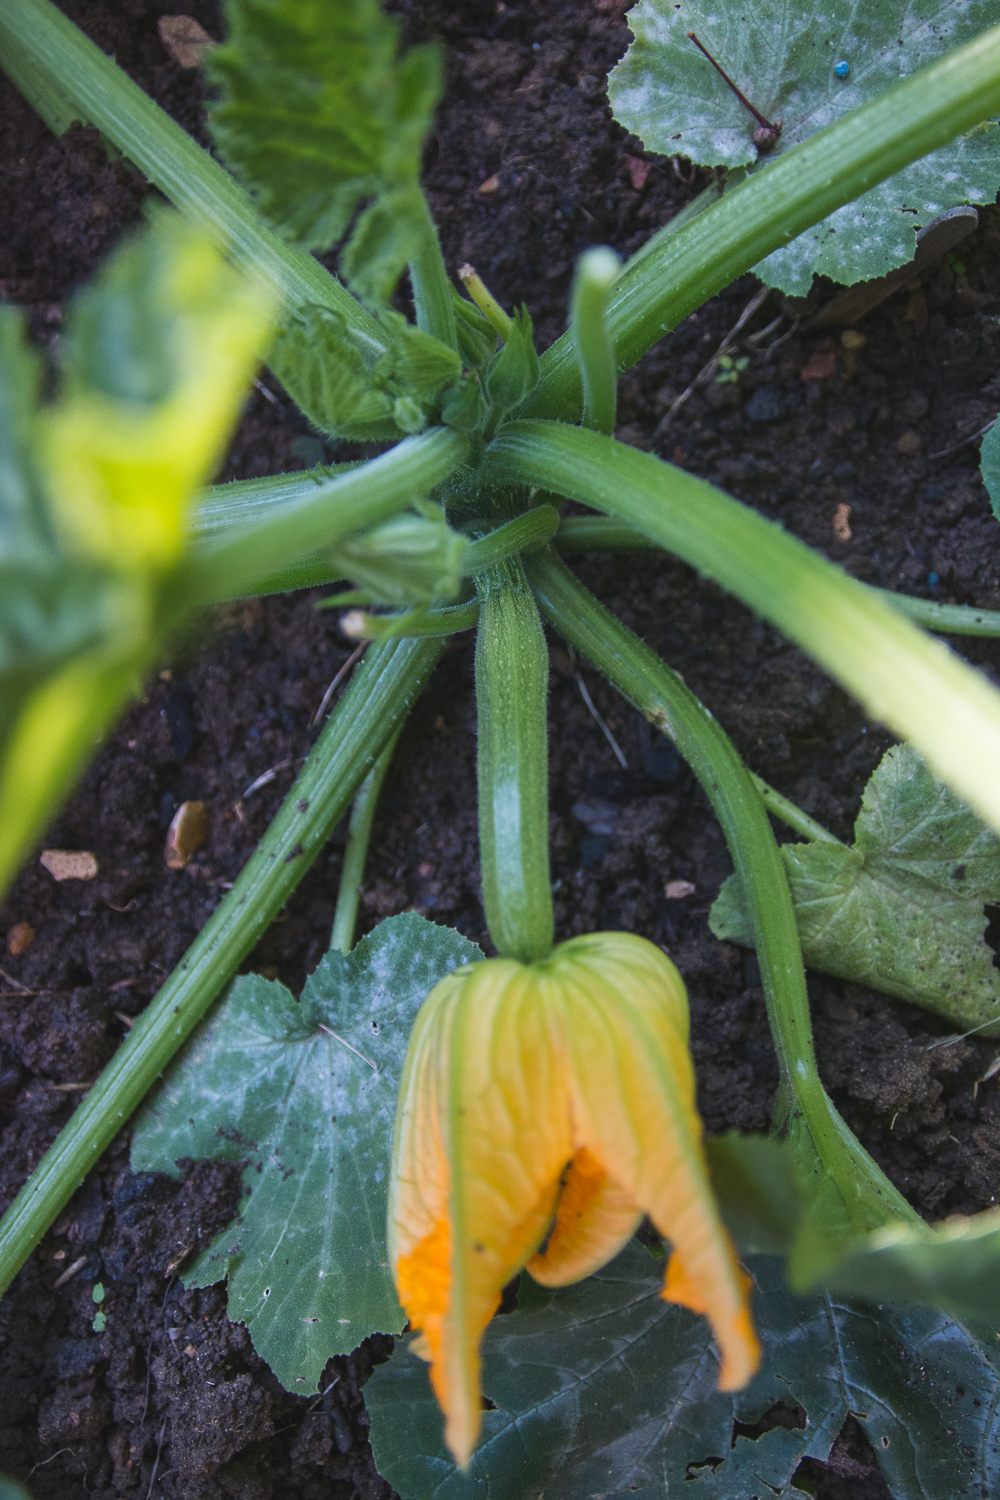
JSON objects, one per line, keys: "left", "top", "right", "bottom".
{"left": 388, "top": 930, "right": 760, "bottom": 1468}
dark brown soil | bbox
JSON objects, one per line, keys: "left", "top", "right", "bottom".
{"left": 2, "top": 1, "right": 1000, "bottom": 1495}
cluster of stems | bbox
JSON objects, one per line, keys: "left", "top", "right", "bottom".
{"left": 2, "top": 0, "right": 1000, "bottom": 1293}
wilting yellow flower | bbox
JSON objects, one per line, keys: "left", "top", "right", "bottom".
{"left": 388, "top": 931, "right": 760, "bottom": 1468}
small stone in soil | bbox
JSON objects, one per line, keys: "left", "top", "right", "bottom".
{"left": 157, "top": 14, "right": 216, "bottom": 68}
{"left": 6, "top": 920, "right": 35, "bottom": 955}
{"left": 40, "top": 849, "right": 99, "bottom": 881}
{"left": 164, "top": 800, "right": 209, "bottom": 869}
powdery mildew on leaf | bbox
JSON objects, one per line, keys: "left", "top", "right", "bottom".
{"left": 608, "top": 0, "right": 1000, "bottom": 292}
{"left": 131, "top": 913, "right": 481, "bottom": 1393}
{"left": 710, "top": 743, "right": 1000, "bottom": 1032}
{"left": 367, "top": 1243, "right": 1000, "bottom": 1499}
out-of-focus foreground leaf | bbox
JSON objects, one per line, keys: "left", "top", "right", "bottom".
{"left": 131, "top": 914, "right": 482, "bottom": 1394}
{"left": 608, "top": 0, "right": 1000, "bottom": 294}
{"left": 0, "top": 1475, "right": 32, "bottom": 1499}
{"left": 367, "top": 1241, "right": 1000, "bottom": 1500}
{"left": 208, "top": 0, "right": 441, "bottom": 301}
{"left": 710, "top": 743, "right": 1000, "bottom": 1032}
{"left": 0, "top": 210, "right": 272, "bottom": 898}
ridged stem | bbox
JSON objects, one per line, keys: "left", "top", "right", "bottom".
{"left": 488, "top": 422, "right": 1000, "bottom": 839}
{"left": 0, "top": 0, "right": 382, "bottom": 340}
{"left": 525, "top": 548, "right": 917, "bottom": 1232}
{"left": 475, "top": 557, "right": 553, "bottom": 962}
{"left": 185, "top": 429, "right": 468, "bottom": 604}
{"left": 0, "top": 636, "right": 445, "bottom": 1296}
{"left": 330, "top": 730, "right": 402, "bottom": 954}
{"left": 570, "top": 248, "right": 621, "bottom": 434}
{"left": 523, "top": 22, "right": 1000, "bottom": 419}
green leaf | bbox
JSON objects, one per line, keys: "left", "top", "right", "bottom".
{"left": 0, "top": 1476, "right": 32, "bottom": 1500}
{"left": 609, "top": 1, "right": 1000, "bottom": 294}
{"left": 710, "top": 743, "right": 1000, "bottom": 1032}
{"left": 209, "top": 0, "right": 441, "bottom": 298}
{"left": 808, "top": 1208, "right": 1000, "bottom": 1324}
{"left": 484, "top": 308, "right": 541, "bottom": 415}
{"left": 267, "top": 306, "right": 400, "bottom": 442}
{"left": 452, "top": 291, "right": 498, "bottom": 370}
{"left": 706, "top": 1131, "right": 803, "bottom": 1257}
{"left": 268, "top": 304, "right": 466, "bottom": 442}
{"left": 0, "top": 212, "right": 272, "bottom": 899}
{"left": 980, "top": 414, "right": 1000, "bottom": 524}
{"left": 367, "top": 1242, "right": 1000, "bottom": 1499}
{"left": 327, "top": 507, "right": 468, "bottom": 607}
{"left": 131, "top": 913, "right": 482, "bottom": 1393}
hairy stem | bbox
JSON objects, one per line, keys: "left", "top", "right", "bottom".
{"left": 525, "top": 548, "right": 917, "bottom": 1232}
{"left": 0, "top": 636, "right": 445, "bottom": 1296}
{"left": 553, "top": 516, "right": 1000, "bottom": 636}
{"left": 331, "top": 731, "right": 401, "bottom": 954}
{"left": 475, "top": 557, "right": 553, "bottom": 962}
{"left": 570, "top": 247, "right": 621, "bottom": 435}
{"left": 0, "top": 0, "right": 383, "bottom": 341}
{"left": 524, "top": 22, "right": 1000, "bottom": 419}
{"left": 186, "top": 429, "right": 468, "bottom": 603}
{"left": 489, "top": 423, "right": 1000, "bottom": 837}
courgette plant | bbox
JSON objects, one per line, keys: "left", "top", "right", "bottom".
{"left": 5, "top": 0, "right": 1000, "bottom": 1487}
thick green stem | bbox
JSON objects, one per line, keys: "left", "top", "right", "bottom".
{"left": 330, "top": 731, "right": 401, "bottom": 954}
{"left": 475, "top": 557, "right": 553, "bottom": 962}
{"left": 555, "top": 515, "right": 1000, "bottom": 638}
{"left": 464, "top": 505, "right": 560, "bottom": 571}
{"left": 186, "top": 429, "right": 468, "bottom": 603}
{"left": 488, "top": 423, "right": 1000, "bottom": 839}
{"left": 525, "top": 548, "right": 916, "bottom": 1232}
{"left": 0, "top": 636, "right": 444, "bottom": 1297}
{"left": 523, "top": 23, "right": 1000, "bottom": 420}
{"left": 409, "top": 192, "right": 458, "bottom": 350}
{"left": 0, "top": 0, "right": 383, "bottom": 341}
{"left": 570, "top": 248, "right": 621, "bottom": 435}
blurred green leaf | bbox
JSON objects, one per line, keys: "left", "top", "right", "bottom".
{"left": 131, "top": 913, "right": 482, "bottom": 1394}
{"left": 209, "top": 0, "right": 441, "bottom": 299}
{"left": 368, "top": 1241, "right": 1000, "bottom": 1499}
{"left": 0, "top": 1475, "right": 32, "bottom": 1500}
{"left": 609, "top": 0, "right": 1000, "bottom": 293}
{"left": 805, "top": 1208, "right": 1000, "bottom": 1324}
{"left": 710, "top": 743, "right": 1000, "bottom": 1032}
{"left": 706, "top": 1131, "right": 802, "bottom": 1257}
{"left": 0, "top": 211, "right": 273, "bottom": 899}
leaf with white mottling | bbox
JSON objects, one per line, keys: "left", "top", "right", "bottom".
{"left": 710, "top": 743, "right": 1000, "bottom": 1032}
{"left": 608, "top": 0, "right": 1000, "bottom": 292}
{"left": 131, "top": 913, "right": 482, "bottom": 1393}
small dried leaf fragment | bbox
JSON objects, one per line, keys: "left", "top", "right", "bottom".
{"left": 6, "top": 921, "right": 35, "bottom": 955}
{"left": 40, "top": 850, "right": 98, "bottom": 881}
{"left": 158, "top": 15, "right": 217, "bottom": 69}
{"left": 165, "top": 801, "right": 209, "bottom": 869}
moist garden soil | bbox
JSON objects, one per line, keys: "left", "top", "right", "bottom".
{"left": 3, "top": 1, "right": 1000, "bottom": 1496}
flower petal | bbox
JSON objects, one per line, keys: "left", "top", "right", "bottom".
{"left": 391, "top": 959, "right": 572, "bottom": 1468}
{"left": 550, "top": 932, "right": 761, "bottom": 1392}
{"left": 527, "top": 1146, "right": 642, "bottom": 1287}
